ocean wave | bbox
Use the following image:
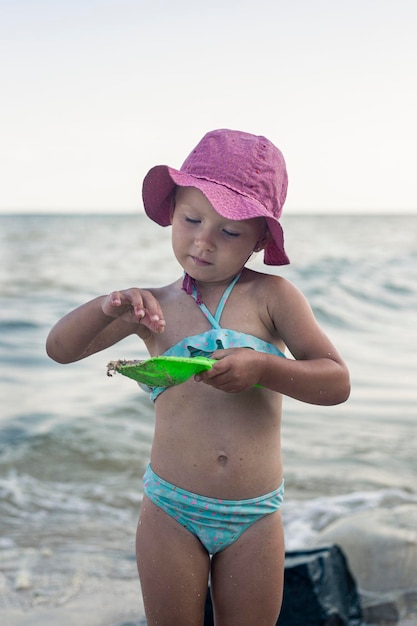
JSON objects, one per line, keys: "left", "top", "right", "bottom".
{"left": 283, "top": 488, "right": 417, "bottom": 550}
{"left": 0, "top": 469, "right": 141, "bottom": 529}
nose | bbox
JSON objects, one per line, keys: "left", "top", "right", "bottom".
{"left": 194, "top": 225, "right": 216, "bottom": 252}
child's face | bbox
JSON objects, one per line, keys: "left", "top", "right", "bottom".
{"left": 171, "top": 187, "right": 269, "bottom": 283}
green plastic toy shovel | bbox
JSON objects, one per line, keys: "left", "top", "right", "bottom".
{"left": 107, "top": 355, "right": 215, "bottom": 387}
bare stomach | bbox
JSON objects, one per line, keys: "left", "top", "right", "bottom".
{"left": 148, "top": 380, "right": 283, "bottom": 500}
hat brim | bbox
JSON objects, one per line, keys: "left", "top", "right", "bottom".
{"left": 142, "top": 165, "right": 289, "bottom": 266}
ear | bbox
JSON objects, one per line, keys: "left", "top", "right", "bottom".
{"left": 254, "top": 226, "right": 271, "bottom": 252}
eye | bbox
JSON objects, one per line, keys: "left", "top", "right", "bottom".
{"left": 185, "top": 216, "right": 200, "bottom": 224}
{"left": 223, "top": 228, "right": 240, "bottom": 238}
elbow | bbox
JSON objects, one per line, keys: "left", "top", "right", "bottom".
{"left": 339, "top": 366, "right": 351, "bottom": 403}
{"left": 46, "top": 351, "right": 69, "bottom": 365}
{"left": 319, "top": 387, "right": 350, "bottom": 406}
{"left": 331, "top": 384, "right": 351, "bottom": 406}
{"left": 45, "top": 343, "right": 63, "bottom": 364}
{"left": 315, "top": 365, "right": 350, "bottom": 406}
{"left": 45, "top": 335, "right": 73, "bottom": 364}
{"left": 341, "top": 378, "right": 351, "bottom": 404}
{"left": 327, "top": 368, "right": 351, "bottom": 406}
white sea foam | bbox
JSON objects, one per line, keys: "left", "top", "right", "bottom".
{"left": 283, "top": 488, "right": 417, "bottom": 550}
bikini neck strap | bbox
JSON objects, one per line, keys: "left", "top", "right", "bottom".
{"left": 181, "top": 272, "right": 242, "bottom": 310}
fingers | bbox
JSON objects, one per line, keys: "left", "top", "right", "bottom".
{"left": 195, "top": 349, "right": 263, "bottom": 392}
{"left": 103, "top": 289, "right": 166, "bottom": 333}
{"left": 196, "top": 367, "right": 244, "bottom": 393}
{"left": 138, "top": 290, "right": 166, "bottom": 332}
{"left": 195, "top": 356, "right": 231, "bottom": 387}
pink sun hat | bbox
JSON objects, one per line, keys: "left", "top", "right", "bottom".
{"left": 142, "top": 129, "right": 289, "bottom": 265}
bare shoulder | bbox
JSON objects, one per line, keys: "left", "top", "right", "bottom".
{"left": 256, "top": 271, "right": 312, "bottom": 324}
{"left": 110, "top": 282, "right": 180, "bottom": 345}
{"left": 143, "top": 280, "right": 183, "bottom": 316}
{"left": 136, "top": 279, "right": 186, "bottom": 351}
{"left": 148, "top": 280, "right": 181, "bottom": 302}
{"left": 243, "top": 269, "right": 307, "bottom": 311}
{"left": 243, "top": 269, "right": 334, "bottom": 360}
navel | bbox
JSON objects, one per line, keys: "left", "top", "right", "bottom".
{"left": 217, "top": 454, "right": 228, "bottom": 466}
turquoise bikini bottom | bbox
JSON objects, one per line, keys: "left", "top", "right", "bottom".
{"left": 142, "top": 464, "right": 284, "bottom": 555}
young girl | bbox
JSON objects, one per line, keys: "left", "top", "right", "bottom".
{"left": 46, "top": 129, "right": 350, "bottom": 626}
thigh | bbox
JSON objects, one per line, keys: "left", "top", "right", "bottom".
{"left": 210, "top": 511, "right": 285, "bottom": 626}
{"left": 136, "top": 494, "right": 211, "bottom": 626}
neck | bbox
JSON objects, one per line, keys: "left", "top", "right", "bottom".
{"left": 181, "top": 271, "right": 242, "bottom": 305}
{"left": 181, "top": 273, "right": 203, "bottom": 304}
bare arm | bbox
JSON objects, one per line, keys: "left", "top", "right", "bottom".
{"left": 199, "top": 347, "right": 349, "bottom": 406}
{"left": 197, "top": 278, "right": 350, "bottom": 406}
{"left": 259, "top": 350, "right": 349, "bottom": 405}
{"left": 46, "top": 288, "right": 165, "bottom": 364}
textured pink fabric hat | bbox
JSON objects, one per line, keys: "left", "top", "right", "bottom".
{"left": 142, "top": 129, "right": 289, "bottom": 265}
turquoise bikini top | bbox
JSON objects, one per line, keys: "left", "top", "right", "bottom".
{"left": 145, "top": 273, "right": 286, "bottom": 402}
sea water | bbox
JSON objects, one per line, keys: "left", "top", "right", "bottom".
{"left": 1, "top": 213, "right": 416, "bottom": 624}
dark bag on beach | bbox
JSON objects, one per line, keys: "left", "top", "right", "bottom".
{"left": 204, "top": 545, "right": 363, "bottom": 626}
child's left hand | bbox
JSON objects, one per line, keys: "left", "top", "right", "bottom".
{"left": 195, "top": 348, "right": 266, "bottom": 393}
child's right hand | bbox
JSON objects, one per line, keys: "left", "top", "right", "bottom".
{"left": 102, "top": 288, "right": 166, "bottom": 333}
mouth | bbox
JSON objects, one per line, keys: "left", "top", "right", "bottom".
{"left": 191, "top": 256, "right": 212, "bottom": 267}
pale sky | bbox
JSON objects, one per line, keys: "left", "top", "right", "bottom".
{"left": 1, "top": 0, "right": 416, "bottom": 214}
